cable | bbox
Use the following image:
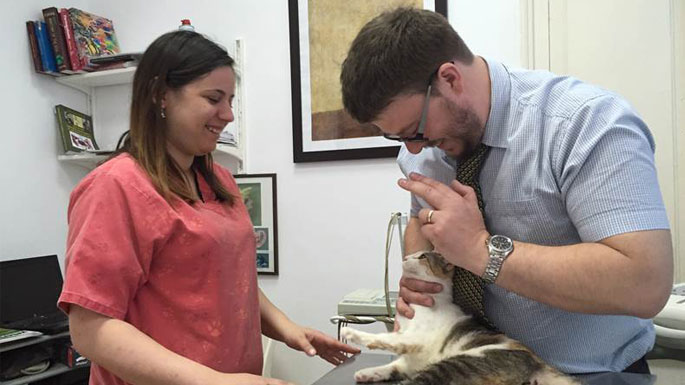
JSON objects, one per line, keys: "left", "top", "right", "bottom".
{"left": 383, "top": 212, "right": 406, "bottom": 319}
{"left": 332, "top": 212, "right": 406, "bottom": 340}
{"left": 20, "top": 360, "right": 50, "bottom": 375}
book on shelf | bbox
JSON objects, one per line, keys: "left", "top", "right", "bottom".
{"left": 34, "top": 20, "right": 58, "bottom": 74}
{"left": 54, "top": 105, "right": 100, "bottom": 154}
{"left": 42, "top": 7, "right": 71, "bottom": 73}
{"left": 88, "top": 52, "right": 142, "bottom": 65}
{"left": 59, "top": 8, "right": 83, "bottom": 72}
{"left": 68, "top": 8, "right": 121, "bottom": 71}
{"left": 25, "top": 21, "right": 43, "bottom": 73}
{"left": 0, "top": 328, "right": 43, "bottom": 344}
{"left": 86, "top": 59, "right": 138, "bottom": 72}
{"left": 217, "top": 131, "right": 236, "bottom": 145}
{"left": 85, "top": 52, "right": 141, "bottom": 71}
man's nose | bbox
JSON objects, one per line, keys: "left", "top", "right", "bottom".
{"left": 405, "top": 141, "right": 425, "bottom": 154}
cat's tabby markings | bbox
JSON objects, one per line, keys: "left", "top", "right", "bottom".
{"left": 341, "top": 251, "right": 580, "bottom": 385}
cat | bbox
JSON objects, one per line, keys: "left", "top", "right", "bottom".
{"left": 340, "top": 251, "right": 580, "bottom": 385}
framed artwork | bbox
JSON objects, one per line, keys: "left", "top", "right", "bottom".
{"left": 235, "top": 173, "right": 279, "bottom": 275}
{"left": 289, "top": 0, "right": 448, "bottom": 162}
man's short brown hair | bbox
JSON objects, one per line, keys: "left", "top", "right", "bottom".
{"left": 341, "top": 7, "right": 473, "bottom": 123}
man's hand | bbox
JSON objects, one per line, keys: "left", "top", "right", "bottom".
{"left": 396, "top": 275, "right": 443, "bottom": 321}
{"left": 398, "top": 172, "right": 490, "bottom": 274}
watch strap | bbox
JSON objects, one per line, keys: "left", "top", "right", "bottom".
{"left": 482, "top": 235, "right": 513, "bottom": 284}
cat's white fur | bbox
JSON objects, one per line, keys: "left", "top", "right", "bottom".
{"left": 340, "top": 251, "right": 578, "bottom": 384}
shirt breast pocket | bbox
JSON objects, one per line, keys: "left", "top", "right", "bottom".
{"left": 484, "top": 197, "right": 575, "bottom": 245}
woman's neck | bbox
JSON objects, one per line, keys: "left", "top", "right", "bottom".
{"left": 166, "top": 143, "right": 194, "bottom": 172}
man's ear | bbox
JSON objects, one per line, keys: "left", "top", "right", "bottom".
{"left": 436, "top": 62, "right": 463, "bottom": 95}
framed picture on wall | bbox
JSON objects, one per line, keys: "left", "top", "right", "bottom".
{"left": 288, "top": 0, "right": 448, "bottom": 162}
{"left": 235, "top": 173, "right": 279, "bottom": 275}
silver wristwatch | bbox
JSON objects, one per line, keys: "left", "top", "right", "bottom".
{"left": 482, "top": 235, "right": 514, "bottom": 284}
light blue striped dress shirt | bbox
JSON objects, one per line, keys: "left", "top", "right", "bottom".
{"left": 397, "top": 58, "right": 670, "bottom": 373}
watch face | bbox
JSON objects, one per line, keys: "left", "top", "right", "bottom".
{"left": 490, "top": 235, "right": 513, "bottom": 252}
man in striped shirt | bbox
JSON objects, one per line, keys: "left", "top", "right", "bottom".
{"left": 341, "top": 7, "right": 672, "bottom": 374}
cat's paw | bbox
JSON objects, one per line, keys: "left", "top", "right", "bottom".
{"left": 340, "top": 327, "right": 362, "bottom": 344}
{"left": 355, "top": 367, "right": 390, "bottom": 383}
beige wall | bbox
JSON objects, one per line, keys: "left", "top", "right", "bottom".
{"left": 674, "top": 0, "right": 685, "bottom": 283}
{"left": 522, "top": 0, "right": 685, "bottom": 282}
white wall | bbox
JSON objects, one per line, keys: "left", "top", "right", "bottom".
{"left": 451, "top": 0, "right": 521, "bottom": 67}
{"left": 2, "top": 1, "right": 520, "bottom": 383}
{"left": 0, "top": 0, "right": 89, "bottom": 262}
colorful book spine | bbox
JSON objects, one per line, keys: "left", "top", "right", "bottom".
{"left": 59, "top": 8, "right": 83, "bottom": 72}
{"left": 34, "top": 21, "right": 57, "bottom": 73}
{"left": 25, "top": 21, "right": 43, "bottom": 72}
{"left": 42, "top": 7, "right": 71, "bottom": 72}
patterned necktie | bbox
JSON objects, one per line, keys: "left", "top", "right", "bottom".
{"left": 451, "top": 143, "right": 496, "bottom": 330}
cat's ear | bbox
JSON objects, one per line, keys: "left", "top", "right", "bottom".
{"left": 405, "top": 250, "right": 430, "bottom": 261}
{"left": 425, "top": 255, "right": 445, "bottom": 275}
{"left": 429, "top": 254, "right": 455, "bottom": 275}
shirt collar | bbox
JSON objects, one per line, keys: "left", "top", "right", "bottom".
{"left": 481, "top": 57, "right": 511, "bottom": 149}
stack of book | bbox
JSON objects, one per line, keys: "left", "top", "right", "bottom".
{"left": 25, "top": 7, "right": 141, "bottom": 76}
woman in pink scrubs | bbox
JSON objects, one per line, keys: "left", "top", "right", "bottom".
{"left": 58, "top": 30, "right": 359, "bottom": 385}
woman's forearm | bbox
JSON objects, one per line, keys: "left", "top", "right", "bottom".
{"left": 69, "top": 305, "right": 219, "bottom": 385}
{"left": 258, "top": 289, "right": 296, "bottom": 342}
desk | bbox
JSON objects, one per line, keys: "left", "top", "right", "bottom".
{"left": 313, "top": 354, "right": 657, "bottom": 385}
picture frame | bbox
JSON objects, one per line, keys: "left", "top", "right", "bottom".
{"left": 288, "top": 0, "right": 448, "bottom": 162}
{"left": 234, "top": 173, "right": 279, "bottom": 275}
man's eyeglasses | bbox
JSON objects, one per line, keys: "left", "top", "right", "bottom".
{"left": 382, "top": 82, "right": 432, "bottom": 142}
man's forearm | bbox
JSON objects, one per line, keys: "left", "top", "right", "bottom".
{"left": 485, "top": 230, "right": 673, "bottom": 318}
{"left": 402, "top": 214, "right": 671, "bottom": 318}
{"left": 404, "top": 216, "right": 432, "bottom": 255}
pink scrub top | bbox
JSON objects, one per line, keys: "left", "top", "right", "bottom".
{"left": 58, "top": 154, "right": 262, "bottom": 385}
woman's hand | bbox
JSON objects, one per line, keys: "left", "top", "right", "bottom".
{"left": 282, "top": 324, "right": 360, "bottom": 365}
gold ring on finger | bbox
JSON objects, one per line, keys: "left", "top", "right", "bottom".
{"left": 427, "top": 209, "right": 435, "bottom": 224}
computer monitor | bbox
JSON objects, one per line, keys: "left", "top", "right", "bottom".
{"left": 0, "top": 255, "right": 65, "bottom": 327}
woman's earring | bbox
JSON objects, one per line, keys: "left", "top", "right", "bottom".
{"left": 160, "top": 107, "right": 166, "bottom": 119}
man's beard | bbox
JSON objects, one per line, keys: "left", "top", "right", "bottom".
{"left": 426, "top": 98, "right": 484, "bottom": 160}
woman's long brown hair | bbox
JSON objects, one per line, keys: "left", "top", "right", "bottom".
{"left": 110, "top": 31, "right": 235, "bottom": 206}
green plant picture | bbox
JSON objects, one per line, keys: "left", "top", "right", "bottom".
{"left": 239, "top": 183, "right": 262, "bottom": 226}
{"left": 235, "top": 174, "right": 279, "bottom": 275}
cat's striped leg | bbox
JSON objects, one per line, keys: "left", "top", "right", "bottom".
{"left": 354, "top": 356, "right": 408, "bottom": 383}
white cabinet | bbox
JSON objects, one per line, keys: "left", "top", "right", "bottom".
{"left": 54, "top": 39, "right": 246, "bottom": 173}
